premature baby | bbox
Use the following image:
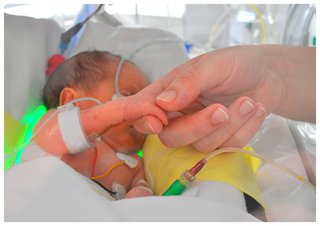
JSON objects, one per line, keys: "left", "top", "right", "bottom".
{"left": 26, "top": 50, "right": 156, "bottom": 199}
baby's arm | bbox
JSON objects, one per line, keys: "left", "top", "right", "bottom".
{"left": 33, "top": 95, "right": 168, "bottom": 155}
{"left": 125, "top": 160, "right": 153, "bottom": 198}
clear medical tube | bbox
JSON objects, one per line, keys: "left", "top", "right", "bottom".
{"left": 114, "top": 38, "right": 183, "bottom": 97}
{"left": 205, "top": 148, "right": 316, "bottom": 191}
{"left": 204, "top": 148, "right": 307, "bottom": 184}
{"left": 162, "top": 147, "right": 315, "bottom": 196}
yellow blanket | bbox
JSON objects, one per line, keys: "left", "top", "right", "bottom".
{"left": 143, "top": 135, "right": 266, "bottom": 208}
{"left": 4, "top": 112, "right": 27, "bottom": 170}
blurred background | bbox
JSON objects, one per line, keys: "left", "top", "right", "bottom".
{"left": 4, "top": 3, "right": 316, "bottom": 58}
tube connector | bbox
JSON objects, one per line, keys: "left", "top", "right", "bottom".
{"left": 162, "top": 170, "right": 195, "bottom": 196}
{"left": 188, "top": 158, "right": 207, "bottom": 176}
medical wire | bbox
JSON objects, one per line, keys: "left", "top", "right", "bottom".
{"left": 68, "top": 97, "right": 102, "bottom": 106}
{"left": 91, "top": 179, "right": 117, "bottom": 195}
{"left": 60, "top": 4, "right": 103, "bottom": 54}
{"left": 114, "top": 38, "right": 184, "bottom": 97}
{"left": 206, "top": 5, "right": 233, "bottom": 49}
{"left": 249, "top": 4, "right": 266, "bottom": 44}
{"left": 91, "top": 161, "right": 125, "bottom": 180}
{"left": 82, "top": 4, "right": 103, "bottom": 24}
{"left": 91, "top": 144, "right": 99, "bottom": 177}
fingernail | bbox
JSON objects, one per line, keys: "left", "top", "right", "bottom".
{"left": 211, "top": 108, "right": 229, "bottom": 124}
{"left": 156, "top": 90, "right": 177, "bottom": 103}
{"left": 145, "top": 121, "right": 156, "bottom": 134}
{"left": 256, "top": 106, "right": 266, "bottom": 117}
{"left": 239, "top": 100, "right": 255, "bottom": 115}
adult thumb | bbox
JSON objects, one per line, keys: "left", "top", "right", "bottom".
{"left": 155, "top": 69, "right": 201, "bottom": 112}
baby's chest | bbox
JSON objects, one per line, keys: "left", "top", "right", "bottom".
{"left": 92, "top": 141, "right": 139, "bottom": 189}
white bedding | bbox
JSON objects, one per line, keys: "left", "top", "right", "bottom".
{"left": 4, "top": 114, "right": 316, "bottom": 222}
{"left": 4, "top": 157, "right": 258, "bottom": 222}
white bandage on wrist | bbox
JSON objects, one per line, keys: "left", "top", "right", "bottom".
{"left": 57, "top": 103, "right": 92, "bottom": 154}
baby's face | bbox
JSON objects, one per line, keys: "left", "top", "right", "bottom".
{"left": 77, "top": 62, "right": 149, "bottom": 153}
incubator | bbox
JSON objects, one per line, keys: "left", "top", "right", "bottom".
{"left": 281, "top": 4, "right": 316, "bottom": 186}
{"left": 4, "top": 4, "right": 316, "bottom": 222}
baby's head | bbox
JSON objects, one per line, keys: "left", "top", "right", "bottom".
{"left": 43, "top": 50, "right": 149, "bottom": 153}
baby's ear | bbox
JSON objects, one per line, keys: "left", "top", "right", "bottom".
{"left": 60, "top": 87, "right": 79, "bottom": 106}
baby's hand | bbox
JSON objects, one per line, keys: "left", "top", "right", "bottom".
{"left": 34, "top": 93, "right": 168, "bottom": 156}
{"left": 81, "top": 92, "right": 169, "bottom": 136}
{"left": 122, "top": 93, "right": 168, "bottom": 134}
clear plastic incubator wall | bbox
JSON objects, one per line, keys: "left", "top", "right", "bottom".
{"left": 4, "top": 4, "right": 316, "bottom": 222}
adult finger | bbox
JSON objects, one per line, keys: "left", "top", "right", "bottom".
{"left": 220, "top": 103, "right": 267, "bottom": 148}
{"left": 153, "top": 54, "right": 210, "bottom": 112}
{"left": 191, "top": 96, "right": 259, "bottom": 152}
{"left": 135, "top": 54, "right": 203, "bottom": 99}
{"left": 158, "top": 104, "right": 229, "bottom": 148}
{"left": 155, "top": 70, "right": 202, "bottom": 111}
{"left": 154, "top": 50, "right": 232, "bottom": 112}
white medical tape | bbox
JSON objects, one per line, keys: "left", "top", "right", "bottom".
{"left": 57, "top": 103, "right": 92, "bottom": 154}
{"left": 116, "top": 152, "right": 139, "bottom": 168}
{"left": 112, "top": 183, "right": 126, "bottom": 200}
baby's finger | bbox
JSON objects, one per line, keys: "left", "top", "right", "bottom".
{"left": 191, "top": 97, "right": 258, "bottom": 152}
{"left": 220, "top": 103, "right": 267, "bottom": 148}
{"left": 124, "top": 95, "right": 168, "bottom": 126}
{"left": 158, "top": 104, "right": 229, "bottom": 148}
{"left": 81, "top": 97, "right": 167, "bottom": 136}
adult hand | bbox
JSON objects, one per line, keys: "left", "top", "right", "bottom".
{"left": 133, "top": 45, "right": 315, "bottom": 152}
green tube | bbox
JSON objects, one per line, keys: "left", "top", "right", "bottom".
{"left": 162, "top": 179, "right": 186, "bottom": 196}
{"left": 162, "top": 170, "right": 194, "bottom": 196}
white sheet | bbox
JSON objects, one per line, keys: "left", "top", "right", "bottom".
{"left": 250, "top": 115, "right": 316, "bottom": 221}
{"left": 4, "top": 157, "right": 258, "bottom": 222}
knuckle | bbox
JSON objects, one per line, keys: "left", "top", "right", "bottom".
{"left": 174, "top": 74, "right": 195, "bottom": 88}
